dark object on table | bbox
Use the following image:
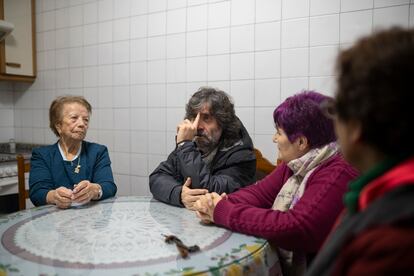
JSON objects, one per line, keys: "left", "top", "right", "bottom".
{"left": 163, "top": 234, "right": 200, "bottom": 258}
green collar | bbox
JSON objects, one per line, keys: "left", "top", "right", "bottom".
{"left": 344, "top": 157, "right": 400, "bottom": 214}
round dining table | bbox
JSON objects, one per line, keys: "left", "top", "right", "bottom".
{"left": 0, "top": 196, "right": 280, "bottom": 275}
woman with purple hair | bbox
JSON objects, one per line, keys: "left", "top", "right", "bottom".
{"left": 193, "top": 90, "right": 358, "bottom": 275}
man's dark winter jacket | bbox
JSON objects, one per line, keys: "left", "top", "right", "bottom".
{"left": 149, "top": 122, "right": 256, "bottom": 207}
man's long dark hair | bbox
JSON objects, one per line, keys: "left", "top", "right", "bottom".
{"left": 185, "top": 87, "right": 241, "bottom": 148}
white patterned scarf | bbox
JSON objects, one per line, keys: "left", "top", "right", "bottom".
{"left": 272, "top": 142, "right": 339, "bottom": 276}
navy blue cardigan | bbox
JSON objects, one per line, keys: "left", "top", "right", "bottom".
{"left": 29, "top": 141, "right": 117, "bottom": 206}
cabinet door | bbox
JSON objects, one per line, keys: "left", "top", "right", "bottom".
{"left": 0, "top": 0, "right": 36, "bottom": 81}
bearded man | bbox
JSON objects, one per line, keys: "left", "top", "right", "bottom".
{"left": 149, "top": 87, "right": 256, "bottom": 210}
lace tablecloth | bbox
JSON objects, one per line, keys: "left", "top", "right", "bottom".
{"left": 0, "top": 196, "right": 279, "bottom": 276}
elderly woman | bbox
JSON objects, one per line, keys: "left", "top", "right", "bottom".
{"left": 194, "top": 91, "right": 358, "bottom": 275}
{"left": 307, "top": 28, "right": 414, "bottom": 275}
{"left": 29, "top": 96, "right": 117, "bottom": 208}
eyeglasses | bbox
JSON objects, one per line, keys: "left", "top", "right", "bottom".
{"left": 320, "top": 99, "right": 338, "bottom": 119}
{"left": 163, "top": 234, "right": 200, "bottom": 258}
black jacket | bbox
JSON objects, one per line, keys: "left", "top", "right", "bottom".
{"left": 149, "top": 122, "right": 256, "bottom": 207}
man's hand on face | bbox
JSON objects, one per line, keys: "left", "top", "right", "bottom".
{"left": 181, "top": 177, "right": 208, "bottom": 210}
{"left": 176, "top": 113, "right": 200, "bottom": 144}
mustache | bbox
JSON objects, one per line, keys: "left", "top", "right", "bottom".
{"left": 195, "top": 130, "right": 206, "bottom": 137}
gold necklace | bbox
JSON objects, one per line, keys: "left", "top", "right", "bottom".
{"left": 74, "top": 155, "right": 81, "bottom": 173}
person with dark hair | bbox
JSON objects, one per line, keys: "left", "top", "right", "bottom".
{"left": 149, "top": 87, "right": 256, "bottom": 210}
{"left": 29, "top": 96, "right": 117, "bottom": 208}
{"left": 194, "top": 90, "right": 358, "bottom": 275}
{"left": 307, "top": 27, "right": 414, "bottom": 275}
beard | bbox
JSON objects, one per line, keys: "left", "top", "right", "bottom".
{"left": 194, "top": 131, "right": 221, "bottom": 155}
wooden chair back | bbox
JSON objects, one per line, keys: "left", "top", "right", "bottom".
{"left": 17, "top": 154, "right": 30, "bottom": 210}
{"left": 254, "top": 148, "right": 279, "bottom": 180}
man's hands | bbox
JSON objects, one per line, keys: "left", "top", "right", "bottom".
{"left": 176, "top": 113, "right": 200, "bottom": 144}
{"left": 181, "top": 177, "right": 208, "bottom": 210}
{"left": 193, "top": 192, "right": 226, "bottom": 224}
{"left": 46, "top": 181, "right": 102, "bottom": 209}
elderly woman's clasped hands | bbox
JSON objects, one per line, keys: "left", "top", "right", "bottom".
{"left": 194, "top": 192, "right": 227, "bottom": 224}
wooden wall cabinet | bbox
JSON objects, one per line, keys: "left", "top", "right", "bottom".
{"left": 0, "top": 0, "right": 36, "bottom": 82}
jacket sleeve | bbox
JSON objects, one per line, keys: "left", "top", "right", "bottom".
{"left": 92, "top": 146, "right": 117, "bottom": 200}
{"left": 176, "top": 142, "right": 256, "bottom": 195}
{"left": 29, "top": 148, "right": 54, "bottom": 206}
{"left": 214, "top": 160, "right": 357, "bottom": 253}
{"left": 149, "top": 150, "right": 185, "bottom": 207}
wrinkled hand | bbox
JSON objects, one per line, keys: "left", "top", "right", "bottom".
{"left": 176, "top": 113, "right": 200, "bottom": 144}
{"left": 46, "top": 187, "right": 73, "bottom": 209}
{"left": 194, "top": 192, "right": 226, "bottom": 224}
{"left": 72, "top": 180, "right": 101, "bottom": 204}
{"left": 181, "top": 177, "right": 208, "bottom": 210}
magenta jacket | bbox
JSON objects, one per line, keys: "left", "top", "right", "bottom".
{"left": 214, "top": 153, "right": 358, "bottom": 253}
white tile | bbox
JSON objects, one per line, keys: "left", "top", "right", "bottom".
{"left": 83, "top": 66, "right": 98, "bottom": 87}
{"left": 187, "top": 31, "right": 207, "bottom": 57}
{"left": 83, "top": 23, "right": 98, "bottom": 45}
{"left": 148, "top": 108, "right": 166, "bottom": 130}
{"left": 83, "top": 45, "right": 98, "bottom": 66}
{"left": 55, "top": 8, "right": 69, "bottom": 29}
{"left": 255, "top": 107, "right": 275, "bottom": 133}
{"left": 84, "top": 87, "right": 98, "bottom": 108}
{"left": 98, "top": 129, "right": 114, "bottom": 151}
{"left": 37, "top": 13, "right": 45, "bottom": 33}
{"left": 114, "top": 174, "right": 131, "bottom": 195}
{"left": 43, "top": 11, "right": 55, "bottom": 31}
{"left": 148, "top": 12, "right": 166, "bottom": 36}
{"left": 149, "top": 0, "right": 167, "bottom": 12}
{"left": 113, "top": 109, "right": 130, "bottom": 130}
{"left": 130, "top": 108, "right": 148, "bottom": 130}
{"left": 373, "top": 5, "right": 410, "bottom": 30}
{"left": 69, "top": 26, "right": 83, "bottom": 47}
{"left": 130, "top": 85, "right": 147, "bottom": 107}
{"left": 187, "top": 5, "right": 208, "bottom": 31}
{"left": 255, "top": 22, "right": 281, "bottom": 51}
{"left": 235, "top": 107, "right": 254, "bottom": 135}
{"left": 130, "top": 62, "right": 147, "bottom": 84}
{"left": 208, "top": 28, "right": 230, "bottom": 55}
{"left": 230, "top": 53, "right": 254, "bottom": 80}
{"left": 44, "top": 31, "right": 56, "bottom": 50}
{"left": 69, "top": 5, "right": 83, "bottom": 26}
{"left": 55, "top": 68, "right": 69, "bottom": 88}
{"left": 83, "top": 2, "right": 98, "bottom": 24}
{"left": 167, "top": 58, "right": 186, "bottom": 83}
{"left": 98, "top": 87, "right": 113, "bottom": 108}
{"left": 341, "top": 0, "right": 373, "bottom": 12}
{"left": 98, "top": 21, "right": 113, "bottom": 43}
{"left": 309, "top": 76, "right": 336, "bottom": 96}
{"left": 69, "top": 68, "right": 83, "bottom": 88}
{"left": 256, "top": 50, "right": 281, "bottom": 79}
{"left": 231, "top": 0, "right": 255, "bottom": 25}
{"left": 113, "top": 18, "right": 130, "bottom": 41}
{"left": 230, "top": 80, "right": 254, "bottom": 107}
{"left": 281, "top": 48, "right": 308, "bottom": 77}
{"left": 55, "top": 0, "right": 67, "bottom": 9}
{"left": 148, "top": 36, "right": 166, "bottom": 60}
{"left": 168, "top": 0, "right": 187, "bottom": 9}
{"left": 130, "top": 15, "right": 148, "bottom": 39}
{"left": 309, "top": 45, "right": 339, "bottom": 76}
{"left": 340, "top": 10, "right": 373, "bottom": 44}
{"left": 167, "top": 8, "right": 186, "bottom": 34}
{"left": 186, "top": 56, "right": 208, "bottom": 81}
{"left": 310, "top": 0, "right": 340, "bottom": 16}
{"left": 113, "top": 86, "right": 130, "bottom": 108}
{"left": 37, "top": 52, "right": 46, "bottom": 71}
{"left": 69, "top": 47, "right": 83, "bottom": 67}
{"left": 410, "top": 5, "right": 414, "bottom": 27}
{"left": 130, "top": 38, "right": 147, "bottom": 61}
{"left": 208, "top": 55, "right": 230, "bottom": 81}
{"left": 375, "top": 0, "right": 409, "bottom": 7}
{"left": 148, "top": 60, "right": 166, "bottom": 83}
{"left": 166, "top": 108, "right": 184, "bottom": 131}
{"left": 166, "top": 33, "right": 186, "bottom": 58}
{"left": 310, "top": 15, "right": 340, "bottom": 46}
{"left": 166, "top": 83, "right": 187, "bottom": 107}
{"left": 130, "top": 131, "right": 148, "bottom": 154}
{"left": 114, "top": 0, "right": 131, "bottom": 18}
{"left": 282, "top": 0, "right": 310, "bottom": 19}
{"left": 189, "top": 0, "right": 208, "bottom": 5}
{"left": 208, "top": 81, "right": 230, "bottom": 94}
{"left": 208, "top": 1, "right": 230, "bottom": 28}
{"left": 98, "top": 65, "right": 113, "bottom": 86}
{"left": 148, "top": 131, "right": 167, "bottom": 155}
{"left": 131, "top": 176, "right": 151, "bottom": 196}
{"left": 253, "top": 134, "right": 277, "bottom": 163}
{"left": 256, "top": 0, "right": 282, "bottom": 22}
{"left": 42, "top": 0, "right": 55, "bottom": 11}
{"left": 255, "top": 79, "right": 281, "bottom": 107}
{"left": 281, "top": 18, "right": 309, "bottom": 49}
{"left": 112, "top": 152, "right": 130, "bottom": 174}
{"left": 98, "top": 43, "right": 113, "bottom": 65}
{"left": 130, "top": 153, "right": 148, "bottom": 176}
{"left": 45, "top": 50, "right": 55, "bottom": 70}
{"left": 55, "top": 29, "right": 68, "bottom": 49}
{"left": 131, "top": 0, "right": 148, "bottom": 15}
{"left": 231, "top": 25, "right": 254, "bottom": 53}
{"left": 113, "top": 63, "right": 130, "bottom": 86}
{"left": 98, "top": 0, "right": 113, "bottom": 21}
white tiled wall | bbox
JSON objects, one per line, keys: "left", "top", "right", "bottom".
{"left": 0, "top": 0, "right": 412, "bottom": 195}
